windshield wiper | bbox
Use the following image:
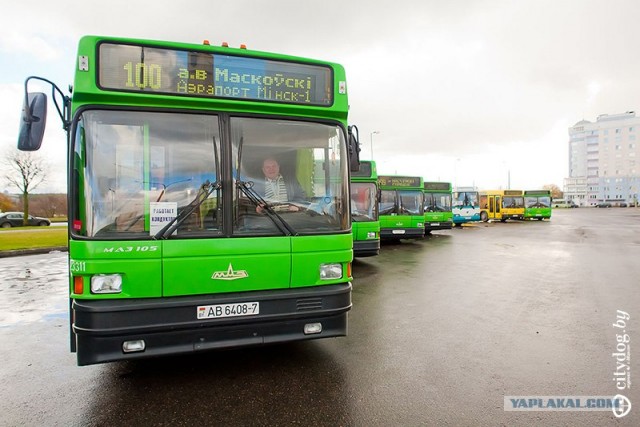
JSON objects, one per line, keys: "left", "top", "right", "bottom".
{"left": 351, "top": 213, "right": 371, "bottom": 222}
{"left": 153, "top": 180, "right": 220, "bottom": 240}
{"left": 236, "top": 180, "right": 296, "bottom": 236}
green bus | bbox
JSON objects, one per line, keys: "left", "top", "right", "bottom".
{"left": 423, "top": 181, "right": 453, "bottom": 233}
{"left": 350, "top": 160, "right": 380, "bottom": 257}
{"left": 18, "top": 36, "right": 360, "bottom": 365}
{"left": 378, "top": 175, "right": 424, "bottom": 240}
{"left": 524, "top": 190, "right": 552, "bottom": 220}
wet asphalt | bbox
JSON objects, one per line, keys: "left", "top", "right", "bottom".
{"left": 0, "top": 208, "right": 639, "bottom": 426}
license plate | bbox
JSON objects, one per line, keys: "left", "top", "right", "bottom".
{"left": 430, "top": 222, "right": 440, "bottom": 226}
{"left": 197, "top": 302, "right": 259, "bottom": 319}
{"left": 392, "top": 229, "right": 406, "bottom": 234}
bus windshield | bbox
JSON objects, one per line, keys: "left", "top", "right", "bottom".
{"left": 232, "top": 117, "right": 348, "bottom": 235}
{"left": 399, "top": 190, "right": 424, "bottom": 215}
{"left": 453, "top": 191, "right": 479, "bottom": 208}
{"left": 503, "top": 196, "right": 524, "bottom": 208}
{"left": 525, "top": 196, "right": 551, "bottom": 208}
{"left": 79, "top": 111, "right": 348, "bottom": 238}
{"left": 424, "top": 192, "right": 452, "bottom": 212}
{"left": 80, "top": 110, "right": 221, "bottom": 237}
{"left": 350, "top": 182, "right": 378, "bottom": 222}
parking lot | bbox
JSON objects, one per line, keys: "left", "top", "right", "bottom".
{"left": 0, "top": 208, "right": 638, "bottom": 425}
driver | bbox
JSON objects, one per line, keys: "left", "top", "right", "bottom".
{"left": 255, "top": 157, "right": 306, "bottom": 213}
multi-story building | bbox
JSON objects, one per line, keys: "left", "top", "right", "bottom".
{"left": 566, "top": 111, "right": 639, "bottom": 206}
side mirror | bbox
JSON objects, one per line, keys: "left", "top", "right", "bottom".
{"left": 347, "top": 125, "right": 361, "bottom": 172}
{"left": 18, "top": 92, "right": 47, "bottom": 151}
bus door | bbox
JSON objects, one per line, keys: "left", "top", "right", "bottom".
{"left": 489, "top": 195, "right": 502, "bottom": 220}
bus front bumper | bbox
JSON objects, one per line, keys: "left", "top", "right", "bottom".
{"left": 72, "top": 283, "right": 351, "bottom": 366}
{"left": 502, "top": 214, "right": 524, "bottom": 221}
{"left": 425, "top": 222, "right": 453, "bottom": 231}
{"left": 353, "top": 239, "right": 380, "bottom": 257}
{"left": 380, "top": 228, "right": 425, "bottom": 240}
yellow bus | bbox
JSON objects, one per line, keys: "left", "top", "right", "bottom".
{"left": 479, "top": 190, "right": 524, "bottom": 222}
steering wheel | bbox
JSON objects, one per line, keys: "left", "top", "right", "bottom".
{"left": 269, "top": 202, "right": 309, "bottom": 213}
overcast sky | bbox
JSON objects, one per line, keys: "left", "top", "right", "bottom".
{"left": 2, "top": 0, "right": 639, "bottom": 193}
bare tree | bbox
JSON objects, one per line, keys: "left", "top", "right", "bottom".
{"left": 28, "top": 193, "right": 67, "bottom": 218}
{"left": 543, "top": 183, "right": 563, "bottom": 200}
{"left": 4, "top": 150, "right": 48, "bottom": 225}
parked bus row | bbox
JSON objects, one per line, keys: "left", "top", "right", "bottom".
{"left": 349, "top": 163, "right": 454, "bottom": 257}
{"left": 478, "top": 189, "right": 552, "bottom": 222}
{"left": 350, "top": 172, "right": 553, "bottom": 257}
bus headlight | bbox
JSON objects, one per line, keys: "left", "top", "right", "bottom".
{"left": 367, "top": 232, "right": 376, "bottom": 239}
{"left": 91, "top": 274, "right": 123, "bottom": 294}
{"left": 320, "top": 263, "right": 342, "bottom": 280}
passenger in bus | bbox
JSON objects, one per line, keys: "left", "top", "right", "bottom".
{"left": 254, "top": 157, "right": 306, "bottom": 213}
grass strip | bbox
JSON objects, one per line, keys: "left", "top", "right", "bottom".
{"left": 0, "top": 228, "right": 68, "bottom": 251}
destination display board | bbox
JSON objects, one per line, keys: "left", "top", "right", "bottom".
{"left": 351, "top": 161, "right": 373, "bottom": 178}
{"left": 503, "top": 190, "right": 523, "bottom": 196}
{"left": 524, "top": 190, "right": 551, "bottom": 195}
{"left": 98, "top": 43, "right": 333, "bottom": 105}
{"left": 378, "top": 176, "right": 421, "bottom": 188}
{"left": 423, "top": 182, "right": 451, "bottom": 191}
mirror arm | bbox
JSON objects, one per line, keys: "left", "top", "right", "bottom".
{"left": 347, "top": 124, "right": 361, "bottom": 172}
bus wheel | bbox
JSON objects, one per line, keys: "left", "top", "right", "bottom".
{"left": 480, "top": 212, "right": 488, "bottom": 222}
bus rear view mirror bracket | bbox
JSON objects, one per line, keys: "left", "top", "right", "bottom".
{"left": 348, "top": 124, "right": 361, "bottom": 172}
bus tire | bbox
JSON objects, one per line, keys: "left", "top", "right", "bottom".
{"left": 480, "top": 212, "right": 488, "bottom": 222}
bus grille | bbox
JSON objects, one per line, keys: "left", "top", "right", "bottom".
{"left": 296, "top": 297, "right": 323, "bottom": 311}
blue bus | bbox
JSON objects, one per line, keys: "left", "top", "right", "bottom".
{"left": 452, "top": 187, "right": 480, "bottom": 226}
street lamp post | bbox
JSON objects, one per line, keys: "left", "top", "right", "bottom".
{"left": 370, "top": 131, "right": 380, "bottom": 159}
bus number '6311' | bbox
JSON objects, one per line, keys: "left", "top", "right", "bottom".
{"left": 103, "top": 245, "right": 159, "bottom": 253}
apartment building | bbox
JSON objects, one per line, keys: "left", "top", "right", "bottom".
{"left": 565, "top": 111, "right": 639, "bottom": 206}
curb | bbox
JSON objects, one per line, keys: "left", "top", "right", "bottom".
{"left": 0, "top": 247, "right": 69, "bottom": 259}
